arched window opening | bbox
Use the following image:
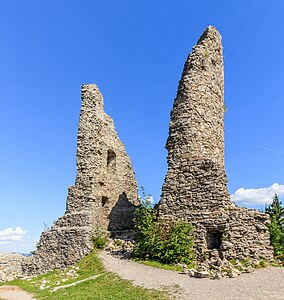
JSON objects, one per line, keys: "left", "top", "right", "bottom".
{"left": 107, "top": 149, "right": 116, "bottom": 167}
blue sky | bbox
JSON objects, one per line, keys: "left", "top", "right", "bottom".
{"left": 1, "top": 0, "right": 284, "bottom": 253}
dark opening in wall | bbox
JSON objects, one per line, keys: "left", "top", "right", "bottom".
{"left": 102, "top": 196, "right": 109, "bottom": 207}
{"left": 107, "top": 150, "right": 116, "bottom": 167}
{"left": 207, "top": 231, "right": 223, "bottom": 250}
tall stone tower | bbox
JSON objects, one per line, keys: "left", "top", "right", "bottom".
{"left": 29, "top": 84, "right": 138, "bottom": 273}
{"left": 158, "top": 26, "right": 273, "bottom": 260}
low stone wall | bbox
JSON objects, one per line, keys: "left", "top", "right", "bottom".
{"left": 0, "top": 253, "right": 28, "bottom": 282}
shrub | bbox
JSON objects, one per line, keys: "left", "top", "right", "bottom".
{"left": 92, "top": 231, "right": 107, "bottom": 249}
{"left": 132, "top": 197, "right": 195, "bottom": 265}
{"left": 162, "top": 222, "right": 195, "bottom": 264}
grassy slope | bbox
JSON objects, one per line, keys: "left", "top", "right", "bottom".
{"left": 0, "top": 250, "right": 167, "bottom": 300}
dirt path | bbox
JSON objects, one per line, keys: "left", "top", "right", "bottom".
{"left": 0, "top": 286, "right": 35, "bottom": 300}
{"left": 100, "top": 251, "right": 284, "bottom": 300}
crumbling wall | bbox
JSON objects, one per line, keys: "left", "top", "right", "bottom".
{"left": 27, "top": 84, "right": 138, "bottom": 274}
{"left": 158, "top": 26, "right": 273, "bottom": 261}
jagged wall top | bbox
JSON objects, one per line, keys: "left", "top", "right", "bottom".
{"left": 167, "top": 25, "right": 224, "bottom": 166}
{"left": 80, "top": 84, "right": 105, "bottom": 117}
{"left": 25, "top": 83, "right": 138, "bottom": 274}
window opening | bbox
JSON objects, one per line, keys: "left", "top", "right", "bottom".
{"left": 107, "top": 150, "right": 116, "bottom": 167}
{"left": 102, "top": 196, "right": 109, "bottom": 207}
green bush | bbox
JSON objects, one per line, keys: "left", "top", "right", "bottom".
{"left": 92, "top": 231, "right": 107, "bottom": 249}
{"left": 162, "top": 222, "right": 195, "bottom": 264}
{"left": 132, "top": 199, "right": 195, "bottom": 265}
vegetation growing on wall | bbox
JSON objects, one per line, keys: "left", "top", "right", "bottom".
{"left": 132, "top": 190, "right": 195, "bottom": 265}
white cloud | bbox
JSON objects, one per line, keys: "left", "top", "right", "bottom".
{"left": 0, "top": 227, "right": 27, "bottom": 244}
{"left": 231, "top": 183, "right": 284, "bottom": 206}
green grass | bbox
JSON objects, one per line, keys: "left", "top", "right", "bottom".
{"left": 253, "top": 259, "right": 267, "bottom": 269}
{"left": 134, "top": 259, "right": 183, "bottom": 272}
{"left": 0, "top": 250, "right": 167, "bottom": 300}
{"left": 229, "top": 258, "right": 284, "bottom": 270}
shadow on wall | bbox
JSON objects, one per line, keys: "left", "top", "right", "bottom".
{"left": 108, "top": 192, "right": 137, "bottom": 237}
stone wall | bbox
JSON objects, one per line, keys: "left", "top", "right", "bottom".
{"left": 26, "top": 84, "right": 138, "bottom": 274}
{"left": 0, "top": 253, "right": 28, "bottom": 282}
{"left": 158, "top": 26, "right": 273, "bottom": 261}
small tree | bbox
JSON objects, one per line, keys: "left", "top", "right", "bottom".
{"left": 265, "top": 194, "right": 284, "bottom": 258}
{"left": 265, "top": 194, "right": 284, "bottom": 227}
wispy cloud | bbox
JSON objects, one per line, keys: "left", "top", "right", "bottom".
{"left": 252, "top": 145, "right": 284, "bottom": 156}
{"left": 0, "top": 227, "right": 27, "bottom": 244}
{"left": 231, "top": 183, "right": 284, "bottom": 206}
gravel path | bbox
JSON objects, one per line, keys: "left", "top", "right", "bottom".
{"left": 0, "top": 286, "right": 35, "bottom": 300}
{"left": 100, "top": 252, "right": 284, "bottom": 300}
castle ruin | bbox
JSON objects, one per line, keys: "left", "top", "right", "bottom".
{"left": 0, "top": 26, "right": 275, "bottom": 281}
{"left": 158, "top": 26, "right": 273, "bottom": 261}
{"left": 28, "top": 84, "right": 139, "bottom": 273}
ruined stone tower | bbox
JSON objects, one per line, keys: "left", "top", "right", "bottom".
{"left": 29, "top": 84, "right": 138, "bottom": 273}
{"left": 158, "top": 26, "right": 273, "bottom": 260}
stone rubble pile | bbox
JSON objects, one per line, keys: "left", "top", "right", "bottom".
{"left": 105, "top": 238, "right": 134, "bottom": 259}
{"left": 185, "top": 249, "right": 258, "bottom": 279}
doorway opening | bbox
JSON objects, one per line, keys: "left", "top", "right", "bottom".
{"left": 207, "top": 231, "right": 223, "bottom": 250}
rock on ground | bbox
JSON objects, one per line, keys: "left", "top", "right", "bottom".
{"left": 100, "top": 251, "right": 284, "bottom": 300}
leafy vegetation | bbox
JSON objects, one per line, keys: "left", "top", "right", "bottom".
{"left": 265, "top": 194, "right": 284, "bottom": 260}
{"left": 0, "top": 250, "right": 167, "bottom": 300}
{"left": 132, "top": 190, "right": 195, "bottom": 265}
{"left": 92, "top": 231, "right": 107, "bottom": 249}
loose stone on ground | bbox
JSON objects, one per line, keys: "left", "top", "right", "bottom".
{"left": 100, "top": 251, "right": 284, "bottom": 300}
